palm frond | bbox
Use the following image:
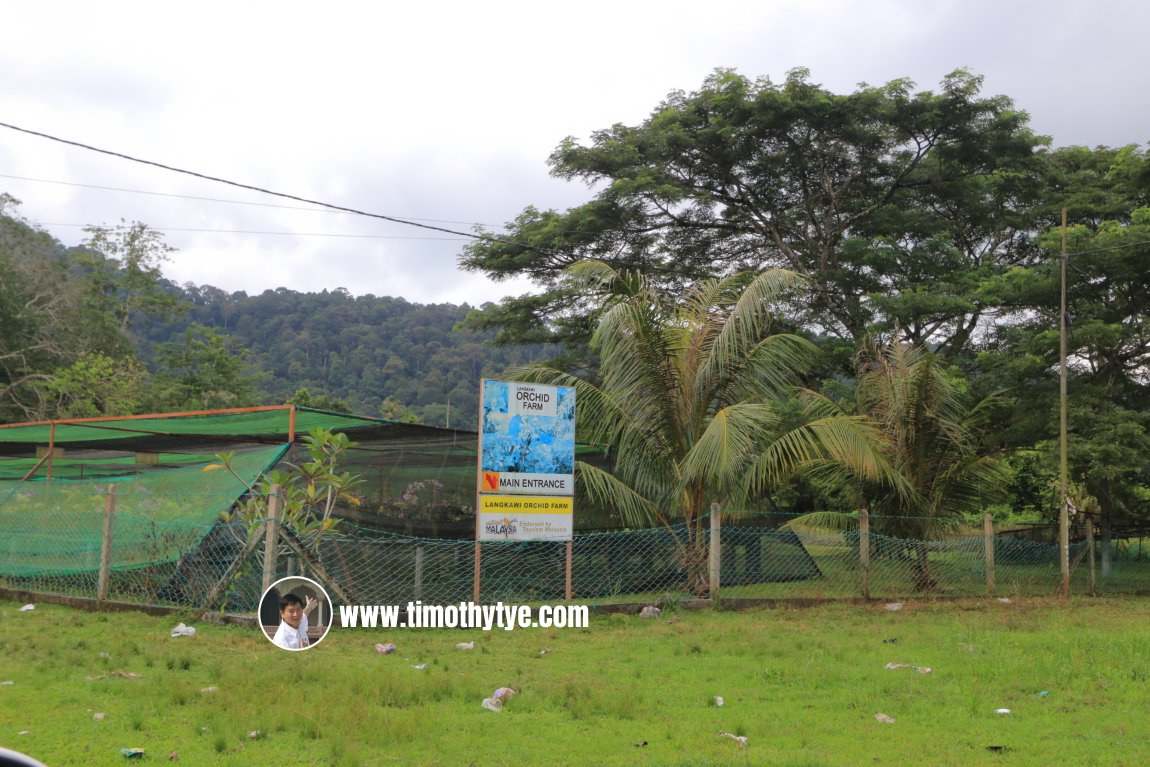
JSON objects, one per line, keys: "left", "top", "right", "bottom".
{"left": 575, "top": 460, "right": 659, "bottom": 528}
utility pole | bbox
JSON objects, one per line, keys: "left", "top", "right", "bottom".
{"left": 1059, "top": 208, "right": 1070, "bottom": 598}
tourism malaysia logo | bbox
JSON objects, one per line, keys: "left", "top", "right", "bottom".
{"left": 484, "top": 516, "right": 518, "bottom": 537}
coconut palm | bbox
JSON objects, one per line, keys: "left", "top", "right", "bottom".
{"left": 851, "top": 341, "right": 1010, "bottom": 590}
{"left": 510, "top": 261, "right": 893, "bottom": 595}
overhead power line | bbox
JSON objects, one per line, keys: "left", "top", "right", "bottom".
{"left": 0, "top": 121, "right": 523, "bottom": 247}
{"left": 42, "top": 222, "right": 466, "bottom": 241}
{"left": 0, "top": 172, "right": 497, "bottom": 226}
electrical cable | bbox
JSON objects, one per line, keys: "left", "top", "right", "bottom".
{"left": 0, "top": 172, "right": 497, "bottom": 225}
{"left": 41, "top": 222, "right": 465, "bottom": 241}
{"left": 0, "top": 121, "right": 526, "bottom": 248}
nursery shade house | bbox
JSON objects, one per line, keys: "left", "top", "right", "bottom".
{"left": 0, "top": 405, "right": 479, "bottom": 579}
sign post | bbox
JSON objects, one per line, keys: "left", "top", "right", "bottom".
{"left": 476, "top": 380, "right": 576, "bottom": 600}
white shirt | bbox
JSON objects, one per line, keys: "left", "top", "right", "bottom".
{"left": 272, "top": 612, "right": 309, "bottom": 650}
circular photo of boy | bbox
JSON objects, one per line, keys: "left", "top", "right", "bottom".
{"left": 259, "top": 576, "right": 333, "bottom": 651}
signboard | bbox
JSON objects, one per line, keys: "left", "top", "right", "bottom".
{"left": 477, "top": 380, "right": 575, "bottom": 541}
{"left": 477, "top": 495, "right": 574, "bottom": 541}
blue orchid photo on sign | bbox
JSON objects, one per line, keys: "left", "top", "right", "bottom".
{"left": 480, "top": 380, "right": 575, "bottom": 475}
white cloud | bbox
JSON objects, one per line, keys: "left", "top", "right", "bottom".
{"left": 2, "top": 0, "right": 1147, "bottom": 304}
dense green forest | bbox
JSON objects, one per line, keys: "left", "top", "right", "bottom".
{"left": 0, "top": 193, "right": 548, "bottom": 428}
{"left": 2, "top": 69, "right": 1149, "bottom": 547}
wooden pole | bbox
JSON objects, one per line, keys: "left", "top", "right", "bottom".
{"left": 1059, "top": 207, "right": 1071, "bottom": 598}
{"left": 262, "top": 484, "right": 282, "bottom": 594}
{"left": 1086, "top": 516, "right": 1096, "bottom": 597}
{"left": 565, "top": 540, "right": 573, "bottom": 601}
{"left": 859, "top": 504, "right": 870, "bottom": 600}
{"left": 474, "top": 380, "right": 486, "bottom": 604}
{"left": 708, "top": 503, "right": 721, "bottom": 600}
{"left": 414, "top": 544, "right": 425, "bottom": 600}
{"left": 473, "top": 542, "right": 482, "bottom": 603}
{"left": 97, "top": 485, "right": 116, "bottom": 600}
{"left": 984, "top": 513, "right": 996, "bottom": 597}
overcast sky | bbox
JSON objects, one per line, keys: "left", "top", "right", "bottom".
{"left": 2, "top": 0, "right": 1147, "bottom": 306}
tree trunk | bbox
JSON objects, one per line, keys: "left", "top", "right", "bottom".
{"left": 912, "top": 544, "right": 937, "bottom": 592}
{"left": 1099, "top": 477, "right": 1114, "bottom": 578}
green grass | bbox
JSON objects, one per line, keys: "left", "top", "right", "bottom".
{"left": 2, "top": 598, "right": 1149, "bottom": 765}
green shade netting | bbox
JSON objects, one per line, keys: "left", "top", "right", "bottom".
{"left": 0, "top": 444, "right": 287, "bottom": 577}
{"left": 0, "top": 407, "right": 382, "bottom": 446}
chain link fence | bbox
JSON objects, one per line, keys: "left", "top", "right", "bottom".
{"left": 5, "top": 487, "right": 1149, "bottom": 612}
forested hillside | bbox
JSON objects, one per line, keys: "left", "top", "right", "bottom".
{"left": 135, "top": 284, "right": 551, "bottom": 426}
{"left": 0, "top": 195, "right": 547, "bottom": 428}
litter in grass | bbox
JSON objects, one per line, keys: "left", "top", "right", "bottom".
{"left": 885, "top": 663, "right": 931, "bottom": 674}
{"left": 19, "top": 604, "right": 34, "bottom": 612}
{"left": 411, "top": 664, "right": 428, "bottom": 670}
{"left": 168, "top": 751, "right": 179, "bottom": 761}
{"left": 633, "top": 741, "right": 648, "bottom": 748}
{"left": 640, "top": 605, "right": 661, "bottom": 619}
{"left": 483, "top": 688, "right": 517, "bottom": 712}
{"left": 248, "top": 730, "right": 262, "bottom": 739}
{"left": 718, "top": 732, "right": 748, "bottom": 748}
{"left": 997, "top": 597, "right": 1012, "bottom": 603}
{"left": 375, "top": 643, "right": 396, "bottom": 654}
{"left": 995, "top": 708, "right": 1011, "bottom": 715}
{"left": 538, "top": 648, "right": 551, "bottom": 657}
{"left": 456, "top": 641, "right": 474, "bottom": 651}
{"left": 88, "top": 671, "right": 143, "bottom": 680}
{"left": 170, "top": 623, "right": 196, "bottom": 638}
{"left": 0, "top": 680, "right": 12, "bottom": 686}
{"left": 714, "top": 696, "right": 725, "bottom": 707}
{"left": 1037, "top": 690, "right": 1050, "bottom": 698}
{"left": 200, "top": 686, "right": 218, "bottom": 694}
{"left": 120, "top": 748, "right": 145, "bottom": 758}
{"left": 874, "top": 713, "right": 896, "bottom": 723}
{"left": 882, "top": 638, "right": 899, "bottom": 644}
{"left": 18, "top": 731, "right": 30, "bottom": 735}
{"left": 884, "top": 603, "right": 903, "bottom": 612}
{"left": 93, "top": 713, "right": 106, "bottom": 721}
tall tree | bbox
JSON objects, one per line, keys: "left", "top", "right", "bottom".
{"left": 81, "top": 220, "right": 184, "bottom": 333}
{"left": 462, "top": 68, "right": 1046, "bottom": 357}
{"left": 511, "top": 261, "right": 892, "bottom": 595}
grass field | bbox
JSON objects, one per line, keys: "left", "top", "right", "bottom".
{"left": 2, "top": 597, "right": 1148, "bottom": 766}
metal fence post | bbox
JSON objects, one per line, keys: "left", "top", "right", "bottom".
{"left": 709, "top": 503, "right": 721, "bottom": 600}
{"left": 859, "top": 505, "right": 870, "bottom": 599}
{"left": 414, "top": 543, "right": 425, "bottom": 600}
{"left": 984, "top": 513, "right": 995, "bottom": 596}
{"left": 1086, "top": 516, "right": 1096, "bottom": 596}
{"left": 97, "top": 484, "right": 116, "bottom": 600}
{"left": 262, "top": 484, "right": 282, "bottom": 593}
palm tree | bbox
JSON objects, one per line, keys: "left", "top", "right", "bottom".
{"left": 851, "top": 341, "right": 1010, "bottom": 590}
{"left": 511, "top": 261, "right": 892, "bottom": 595}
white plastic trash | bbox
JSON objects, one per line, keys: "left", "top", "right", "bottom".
{"left": 714, "top": 696, "right": 725, "bottom": 707}
{"left": 640, "top": 605, "right": 661, "bottom": 619}
{"left": 375, "top": 643, "right": 396, "bottom": 654}
{"left": 170, "top": 623, "right": 196, "bottom": 638}
{"left": 718, "top": 732, "right": 748, "bottom": 748}
{"left": 481, "top": 697, "right": 503, "bottom": 712}
{"left": 884, "top": 603, "right": 903, "bottom": 612}
{"left": 995, "top": 708, "right": 1012, "bottom": 715}
{"left": 874, "top": 713, "right": 896, "bottom": 723}
{"left": 19, "top": 604, "right": 34, "bottom": 612}
{"left": 456, "top": 642, "right": 474, "bottom": 651}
